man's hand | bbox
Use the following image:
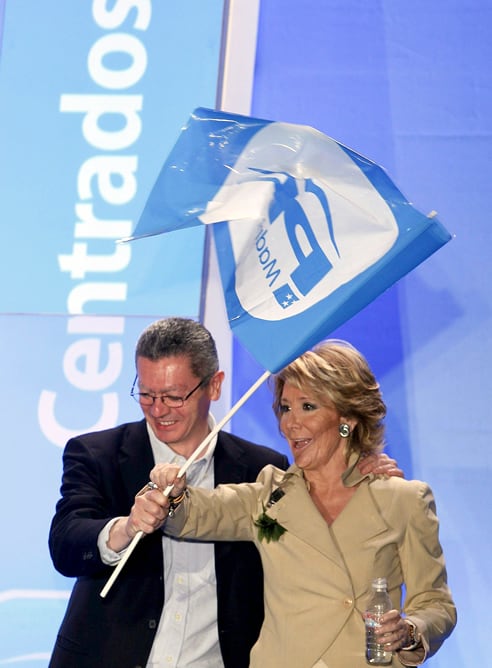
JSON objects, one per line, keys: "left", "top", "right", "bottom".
{"left": 358, "top": 452, "right": 404, "bottom": 478}
{"left": 150, "top": 463, "right": 186, "bottom": 496}
{"left": 107, "top": 485, "right": 170, "bottom": 552}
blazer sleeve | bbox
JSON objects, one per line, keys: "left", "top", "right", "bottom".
{"left": 166, "top": 483, "right": 262, "bottom": 542}
{"left": 49, "top": 435, "right": 114, "bottom": 576}
{"left": 49, "top": 423, "right": 151, "bottom": 578}
{"left": 397, "top": 481, "right": 457, "bottom": 665}
{"left": 165, "top": 465, "right": 283, "bottom": 541}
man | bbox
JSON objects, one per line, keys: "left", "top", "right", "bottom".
{"left": 49, "top": 317, "right": 401, "bottom": 668}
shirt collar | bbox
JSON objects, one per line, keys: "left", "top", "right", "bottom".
{"left": 146, "top": 413, "right": 218, "bottom": 467}
{"left": 282, "top": 450, "right": 374, "bottom": 489}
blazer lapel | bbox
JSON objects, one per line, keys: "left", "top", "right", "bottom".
{"left": 265, "top": 468, "right": 349, "bottom": 572}
{"left": 214, "top": 433, "right": 249, "bottom": 485}
{"left": 119, "top": 420, "right": 155, "bottom": 502}
{"left": 265, "top": 461, "right": 390, "bottom": 579}
{"left": 331, "top": 482, "right": 388, "bottom": 547}
{"left": 335, "top": 455, "right": 389, "bottom": 550}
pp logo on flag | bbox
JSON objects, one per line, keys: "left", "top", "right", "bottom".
{"left": 253, "top": 169, "right": 336, "bottom": 311}
{"left": 211, "top": 122, "right": 399, "bottom": 321}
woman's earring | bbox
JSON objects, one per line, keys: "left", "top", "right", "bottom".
{"left": 339, "top": 423, "right": 350, "bottom": 438}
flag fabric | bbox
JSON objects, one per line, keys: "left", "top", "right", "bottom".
{"left": 131, "top": 107, "right": 451, "bottom": 372}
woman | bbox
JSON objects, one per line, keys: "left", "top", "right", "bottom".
{"left": 152, "top": 339, "right": 456, "bottom": 668}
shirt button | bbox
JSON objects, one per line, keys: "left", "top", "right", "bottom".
{"left": 175, "top": 613, "right": 182, "bottom": 622}
{"left": 343, "top": 598, "right": 353, "bottom": 608}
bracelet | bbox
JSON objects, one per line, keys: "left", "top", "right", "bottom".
{"left": 401, "top": 620, "right": 421, "bottom": 651}
{"left": 168, "top": 489, "right": 187, "bottom": 517}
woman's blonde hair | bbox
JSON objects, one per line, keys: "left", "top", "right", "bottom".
{"left": 272, "top": 339, "right": 386, "bottom": 454}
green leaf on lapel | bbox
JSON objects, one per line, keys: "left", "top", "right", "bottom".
{"left": 254, "top": 506, "right": 287, "bottom": 543}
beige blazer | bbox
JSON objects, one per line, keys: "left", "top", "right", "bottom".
{"left": 167, "top": 456, "right": 456, "bottom": 668}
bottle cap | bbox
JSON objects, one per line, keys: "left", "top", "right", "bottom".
{"left": 372, "top": 577, "right": 388, "bottom": 590}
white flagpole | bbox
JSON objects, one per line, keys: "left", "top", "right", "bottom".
{"left": 100, "top": 369, "right": 271, "bottom": 598}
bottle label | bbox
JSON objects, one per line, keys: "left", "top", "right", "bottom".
{"left": 364, "top": 612, "right": 392, "bottom": 665}
{"left": 363, "top": 611, "right": 382, "bottom": 627}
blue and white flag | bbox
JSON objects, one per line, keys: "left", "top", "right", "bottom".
{"left": 131, "top": 107, "right": 452, "bottom": 372}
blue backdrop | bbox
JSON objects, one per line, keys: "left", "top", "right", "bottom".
{"left": 0, "top": 1, "right": 223, "bottom": 664}
{"left": 0, "top": 1, "right": 490, "bottom": 666}
{"left": 231, "top": 2, "right": 492, "bottom": 666}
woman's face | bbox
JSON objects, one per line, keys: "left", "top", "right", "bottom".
{"left": 279, "top": 382, "right": 350, "bottom": 471}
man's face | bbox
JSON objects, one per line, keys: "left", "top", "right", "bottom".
{"left": 135, "top": 355, "right": 222, "bottom": 458}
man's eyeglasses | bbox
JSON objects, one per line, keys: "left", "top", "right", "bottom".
{"left": 130, "top": 375, "right": 211, "bottom": 408}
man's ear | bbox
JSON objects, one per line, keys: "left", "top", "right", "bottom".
{"left": 208, "top": 371, "right": 225, "bottom": 401}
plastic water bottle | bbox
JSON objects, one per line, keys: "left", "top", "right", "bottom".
{"left": 364, "top": 577, "right": 393, "bottom": 665}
